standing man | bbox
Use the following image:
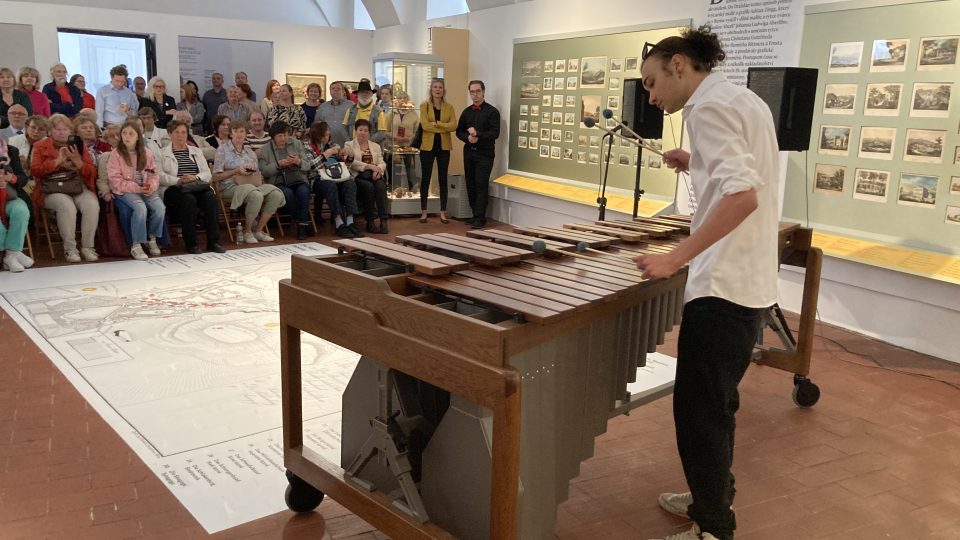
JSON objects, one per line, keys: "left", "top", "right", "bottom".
{"left": 217, "top": 86, "right": 253, "bottom": 122}
{"left": 235, "top": 72, "right": 257, "bottom": 102}
{"left": 0, "top": 104, "right": 28, "bottom": 141}
{"left": 316, "top": 81, "right": 353, "bottom": 147}
{"left": 95, "top": 65, "right": 140, "bottom": 127}
{"left": 201, "top": 72, "right": 227, "bottom": 134}
{"left": 133, "top": 76, "right": 151, "bottom": 110}
{"left": 455, "top": 80, "right": 500, "bottom": 228}
{"left": 343, "top": 80, "right": 386, "bottom": 141}
{"left": 634, "top": 26, "right": 780, "bottom": 540}
{"left": 42, "top": 63, "right": 83, "bottom": 118}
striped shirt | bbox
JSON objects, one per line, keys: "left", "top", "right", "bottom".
{"left": 245, "top": 132, "right": 271, "bottom": 153}
{"left": 173, "top": 149, "right": 199, "bottom": 176}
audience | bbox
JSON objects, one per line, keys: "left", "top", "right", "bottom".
{"left": 107, "top": 120, "right": 165, "bottom": 260}
{"left": 172, "top": 111, "right": 214, "bottom": 161}
{"left": 138, "top": 107, "right": 170, "bottom": 148}
{"left": 201, "top": 72, "right": 227, "bottom": 133}
{"left": 206, "top": 114, "right": 231, "bottom": 149}
{"left": 266, "top": 84, "right": 306, "bottom": 138}
{"left": 237, "top": 83, "right": 256, "bottom": 107}
{"left": 245, "top": 111, "right": 270, "bottom": 153}
{"left": 258, "top": 120, "right": 312, "bottom": 239}
{"left": 96, "top": 65, "right": 139, "bottom": 127}
{"left": 301, "top": 83, "right": 323, "bottom": 129}
{"left": 304, "top": 121, "right": 359, "bottom": 238}
{"left": 342, "top": 80, "right": 385, "bottom": 140}
{"left": 0, "top": 104, "right": 28, "bottom": 141}
{"left": 418, "top": 78, "right": 457, "bottom": 224}
{"left": 316, "top": 81, "right": 352, "bottom": 147}
{"left": 17, "top": 67, "right": 49, "bottom": 117}
{"left": 159, "top": 119, "right": 224, "bottom": 254}
{"left": 0, "top": 68, "right": 33, "bottom": 128}
{"left": 30, "top": 114, "right": 99, "bottom": 262}
{"left": 235, "top": 72, "right": 257, "bottom": 102}
{"left": 0, "top": 139, "right": 33, "bottom": 272}
{"left": 213, "top": 119, "right": 284, "bottom": 244}
{"left": 70, "top": 74, "right": 96, "bottom": 110}
{"left": 43, "top": 63, "right": 82, "bottom": 118}
{"left": 74, "top": 116, "right": 111, "bottom": 164}
{"left": 146, "top": 77, "right": 177, "bottom": 129}
{"left": 344, "top": 118, "right": 388, "bottom": 234}
{"left": 177, "top": 83, "right": 206, "bottom": 135}
{"left": 218, "top": 86, "right": 253, "bottom": 122}
{"left": 261, "top": 80, "right": 280, "bottom": 115}
{"left": 9, "top": 115, "right": 47, "bottom": 176}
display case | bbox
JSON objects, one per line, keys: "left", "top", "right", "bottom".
{"left": 373, "top": 53, "right": 444, "bottom": 215}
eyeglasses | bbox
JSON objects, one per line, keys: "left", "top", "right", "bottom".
{"left": 642, "top": 41, "right": 677, "bottom": 60}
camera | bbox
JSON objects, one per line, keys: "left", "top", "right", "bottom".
{"left": 67, "top": 135, "right": 85, "bottom": 154}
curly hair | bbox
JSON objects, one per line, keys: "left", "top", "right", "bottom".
{"left": 644, "top": 25, "right": 726, "bottom": 73}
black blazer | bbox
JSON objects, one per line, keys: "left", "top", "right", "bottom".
{"left": 148, "top": 94, "right": 178, "bottom": 129}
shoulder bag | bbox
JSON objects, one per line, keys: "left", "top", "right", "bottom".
{"left": 272, "top": 143, "right": 307, "bottom": 188}
{"left": 41, "top": 170, "right": 84, "bottom": 196}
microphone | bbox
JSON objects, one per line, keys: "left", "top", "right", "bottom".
{"left": 600, "top": 109, "right": 664, "bottom": 156}
{"left": 583, "top": 117, "right": 641, "bottom": 146}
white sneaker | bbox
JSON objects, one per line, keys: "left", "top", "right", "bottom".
{"left": 659, "top": 491, "right": 693, "bottom": 518}
{"left": 80, "top": 247, "right": 99, "bottom": 262}
{"left": 130, "top": 244, "right": 148, "bottom": 261}
{"left": 254, "top": 230, "right": 274, "bottom": 242}
{"left": 64, "top": 249, "right": 82, "bottom": 263}
{"left": 3, "top": 252, "right": 25, "bottom": 272}
{"left": 656, "top": 523, "right": 719, "bottom": 540}
{"left": 15, "top": 251, "right": 34, "bottom": 268}
{"left": 146, "top": 238, "right": 161, "bottom": 256}
{"left": 243, "top": 231, "right": 259, "bottom": 244}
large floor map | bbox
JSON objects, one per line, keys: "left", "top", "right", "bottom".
{"left": 0, "top": 244, "right": 358, "bottom": 532}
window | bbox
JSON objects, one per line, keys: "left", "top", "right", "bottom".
{"left": 427, "top": 0, "right": 469, "bottom": 20}
{"left": 57, "top": 29, "right": 155, "bottom": 95}
{"left": 354, "top": 1, "right": 375, "bottom": 30}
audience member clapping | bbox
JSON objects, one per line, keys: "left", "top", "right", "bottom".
{"left": 344, "top": 118, "right": 388, "bottom": 234}
{"left": 304, "top": 121, "right": 359, "bottom": 238}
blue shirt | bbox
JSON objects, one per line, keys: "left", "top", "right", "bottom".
{"left": 96, "top": 85, "right": 140, "bottom": 126}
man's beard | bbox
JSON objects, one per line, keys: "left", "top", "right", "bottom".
{"left": 358, "top": 96, "right": 372, "bottom": 107}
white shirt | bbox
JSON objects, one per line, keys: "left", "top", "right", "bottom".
{"left": 682, "top": 72, "right": 780, "bottom": 308}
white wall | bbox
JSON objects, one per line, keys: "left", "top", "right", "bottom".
{"left": 0, "top": 0, "right": 374, "bottom": 95}
{"left": 373, "top": 0, "right": 960, "bottom": 365}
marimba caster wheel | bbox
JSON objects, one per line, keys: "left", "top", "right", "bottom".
{"left": 792, "top": 376, "right": 820, "bottom": 408}
{"left": 284, "top": 469, "right": 325, "bottom": 512}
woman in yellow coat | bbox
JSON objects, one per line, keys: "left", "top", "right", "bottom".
{"left": 418, "top": 78, "right": 457, "bottom": 224}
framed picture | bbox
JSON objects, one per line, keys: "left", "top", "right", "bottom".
{"left": 567, "top": 58, "right": 580, "bottom": 72}
{"left": 814, "top": 164, "right": 846, "bottom": 195}
{"left": 554, "top": 77, "right": 565, "bottom": 89}
{"left": 551, "top": 146, "right": 561, "bottom": 159}
{"left": 521, "top": 60, "right": 542, "bottom": 77}
{"left": 566, "top": 77, "right": 578, "bottom": 90}
{"left": 618, "top": 153, "right": 631, "bottom": 165}
{"left": 955, "top": 145, "right": 960, "bottom": 165}
{"left": 520, "top": 82, "right": 541, "bottom": 99}
{"left": 542, "top": 111, "right": 551, "bottom": 123}
{"left": 563, "top": 147, "right": 574, "bottom": 160}
{"left": 610, "top": 58, "right": 623, "bottom": 72}
{"left": 822, "top": 84, "right": 857, "bottom": 115}
{"left": 518, "top": 119, "right": 528, "bottom": 132}
{"left": 853, "top": 168, "right": 890, "bottom": 202}
{"left": 564, "top": 130, "right": 574, "bottom": 143}
{"left": 864, "top": 83, "right": 902, "bottom": 116}
{"left": 530, "top": 105, "right": 540, "bottom": 116}
{"left": 565, "top": 95, "right": 576, "bottom": 108}
{"left": 870, "top": 39, "right": 908, "bottom": 72}
{"left": 286, "top": 73, "right": 326, "bottom": 105}
{"left": 577, "top": 151, "right": 587, "bottom": 163}
{"left": 818, "top": 125, "right": 852, "bottom": 156}
{"left": 648, "top": 156, "right": 663, "bottom": 169}
{"left": 564, "top": 112, "right": 575, "bottom": 125}
{"left": 607, "top": 95, "right": 620, "bottom": 109}
{"left": 539, "top": 144, "right": 550, "bottom": 157}
{"left": 520, "top": 104, "right": 529, "bottom": 116}
{"left": 903, "top": 129, "right": 945, "bottom": 163}
{"left": 517, "top": 136, "right": 527, "bottom": 149}
{"left": 543, "top": 77, "right": 553, "bottom": 90}
{"left": 542, "top": 95, "right": 552, "bottom": 106}
{"left": 910, "top": 83, "right": 952, "bottom": 118}
{"left": 828, "top": 41, "right": 863, "bottom": 73}
{"left": 858, "top": 127, "right": 896, "bottom": 160}
{"left": 589, "top": 135, "right": 600, "bottom": 147}
{"left": 529, "top": 121, "right": 539, "bottom": 132}
{"left": 544, "top": 61, "right": 554, "bottom": 73}
{"left": 949, "top": 176, "right": 960, "bottom": 195}
{"left": 577, "top": 135, "right": 588, "bottom": 146}
{"left": 553, "top": 94, "right": 564, "bottom": 107}
{"left": 551, "top": 129, "right": 562, "bottom": 142}
{"left": 917, "top": 36, "right": 959, "bottom": 71}
{"left": 581, "top": 95, "right": 601, "bottom": 124}
{"left": 625, "top": 57, "right": 638, "bottom": 71}
{"left": 551, "top": 111, "right": 563, "bottom": 124}
{"left": 528, "top": 137, "right": 538, "bottom": 148}
{"left": 555, "top": 59, "right": 566, "bottom": 72}
{"left": 897, "top": 173, "right": 939, "bottom": 208}
{"left": 540, "top": 128, "right": 550, "bottom": 139}
{"left": 946, "top": 205, "right": 960, "bottom": 225}
{"left": 580, "top": 56, "right": 607, "bottom": 88}
{"left": 340, "top": 81, "right": 360, "bottom": 98}
{"left": 588, "top": 152, "right": 599, "bottom": 164}
{"left": 609, "top": 78, "right": 621, "bottom": 90}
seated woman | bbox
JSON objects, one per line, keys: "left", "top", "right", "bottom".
{"left": 266, "top": 85, "right": 307, "bottom": 138}
{"left": 344, "top": 118, "right": 388, "bottom": 234}
{"left": 107, "top": 121, "right": 165, "bottom": 260}
{"left": 30, "top": 114, "right": 99, "bottom": 262}
{"left": 206, "top": 114, "right": 231, "bottom": 149}
{"left": 137, "top": 107, "right": 169, "bottom": 148}
{"left": 258, "top": 121, "right": 312, "bottom": 239}
{"left": 0, "top": 67, "right": 33, "bottom": 128}
{"left": 69, "top": 74, "right": 96, "bottom": 110}
{"left": 304, "top": 121, "right": 359, "bottom": 238}
{"left": 172, "top": 111, "right": 215, "bottom": 162}
{"left": 17, "top": 67, "right": 50, "bottom": 117}
{"left": 74, "top": 116, "right": 111, "bottom": 164}
{"left": 1, "top": 139, "right": 34, "bottom": 272}
{"left": 176, "top": 83, "right": 206, "bottom": 135}
{"left": 9, "top": 115, "right": 47, "bottom": 178}
{"left": 213, "top": 119, "right": 285, "bottom": 244}
{"left": 159, "top": 120, "right": 224, "bottom": 254}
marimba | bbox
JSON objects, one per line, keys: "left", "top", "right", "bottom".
{"left": 278, "top": 217, "right": 821, "bottom": 538}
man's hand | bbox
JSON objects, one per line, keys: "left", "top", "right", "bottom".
{"left": 634, "top": 252, "right": 683, "bottom": 280}
{"left": 662, "top": 149, "right": 690, "bottom": 174}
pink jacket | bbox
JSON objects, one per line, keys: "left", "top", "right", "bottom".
{"left": 107, "top": 148, "right": 160, "bottom": 194}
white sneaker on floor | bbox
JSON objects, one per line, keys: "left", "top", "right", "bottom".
{"left": 64, "top": 249, "right": 81, "bottom": 263}
{"left": 130, "top": 244, "right": 148, "bottom": 261}
{"left": 146, "top": 238, "right": 161, "bottom": 256}
{"left": 80, "top": 247, "right": 99, "bottom": 262}
{"left": 3, "top": 252, "right": 25, "bottom": 272}
{"left": 243, "top": 231, "right": 259, "bottom": 244}
{"left": 254, "top": 230, "right": 274, "bottom": 242}
{"left": 15, "top": 251, "right": 34, "bottom": 268}
{"left": 659, "top": 491, "right": 692, "bottom": 518}
{"left": 655, "top": 523, "right": 719, "bottom": 540}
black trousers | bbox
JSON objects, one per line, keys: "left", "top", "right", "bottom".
{"left": 463, "top": 151, "right": 493, "bottom": 221}
{"left": 674, "top": 296, "right": 763, "bottom": 540}
{"left": 163, "top": 185, "right": 221, "bottom": 249}
{"left": 355, "top": 174, "right": 389, "bottom": 222}
{"left": 419, "top": 148, "right": 450, "bottom": 211}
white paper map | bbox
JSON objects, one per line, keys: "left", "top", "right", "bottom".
{"left": 0, "top": 244, "right": 359, "bottom": 533}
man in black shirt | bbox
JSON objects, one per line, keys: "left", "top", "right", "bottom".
{"left": 455, "top": 80, "right": 500, "bottom": 228}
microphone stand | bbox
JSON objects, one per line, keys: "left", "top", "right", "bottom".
{"left": 632, "top": 143, "right": 645, "bottom": 218}
{"left": 598, "top": 131, "right": 615, "bottom": 221}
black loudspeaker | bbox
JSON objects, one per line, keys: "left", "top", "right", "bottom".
{"left": 622, "top": 78, "right": 664, "bottom": 139}
{"left": 747, "top": 67, "right": 819, "bottom": 151}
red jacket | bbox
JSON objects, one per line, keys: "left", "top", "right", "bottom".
{"left": 30, "top": 137, "right": 97, "bottom": 208}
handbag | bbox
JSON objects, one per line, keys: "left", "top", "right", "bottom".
{"left": 271, "top": 143, "right": 307, "bottom": 187}
{"left": 411, "top": 125, "right": 423, "bottom": 149}
{"left": 179, "top": 180, "right": 211, "bottom": 194}
{"left": 41, "top": 170, "right": 84, "bottom": 196}
{"left": 95, "top": 200, "right": 129, "bottom": 258}
{"left": 317, "top": 162, "right": 350, "bottom": 183}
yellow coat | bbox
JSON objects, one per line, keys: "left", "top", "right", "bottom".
{"left": 418, "top": 100, "right": 457, "bottom": 151}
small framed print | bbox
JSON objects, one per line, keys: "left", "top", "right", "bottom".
{"left": 625, "top": 57, "right": 638, "bottom": 71}
{"left": 897, "top": 173, "right": 938, "bottom": 208}
{"left": 917, "top": 36, "right": 959, "bottom": 71}
{"left": 946, "top": 205, "right": 960, "bottom": 225}
{"left": 858, "top": 127, "right": 896, "bottom": 160}
{"left": 565, "top": 95, "right": 576, "bottom": 108}
{"left": 818, "top": 125, "right": 852, "bottom": 156}
{"left": 542, "top": 112, "right": 550, "bottom": 123}
{"left": 542, "top": 95, "right": 552, "bottom": 106}
{"left": 529, "top": 121, "right": 538, "bottom": 132}
{"left": 517, "top": 136, "right": 527, "bottom": 149}
{"left": 853, "top": 168, "right": 889, "bottom": 202}
{"left": 566, "top": 77, "right": 578, "bottom": 90}
{"left": 618, "top": 153, "right": 631, "bottom": 165}
{"left": 870, "top": 39, "right": 908, "bottom": 72}
{"left": 607, "top": 95, "right": 620, "bottom": 109}
{"left": 518, "top": 119, "right": 528, "bottom": 132}
{"left": 550, "top": 146, "right": 561, "bottom": 159}
{"left": 823, "top": 84, "right": 857, "bottom": 115}
{"left": 903, "top": 129, "right": 945, "bottom": 163}
{"left": 609, "top": 77, "right": 621, "bottom": 90}
{"left": 864, "top": 83, "right": 902, "bottom": 117}
{"left": 552, "top": 111, "right": 563, "bottom": 124}
{"left": 530, "top": 105, "right": 539, "bottom": 116}
{"left": 564, "top": 112, "right": 575, "bottom": 125}
{"left": 814, "top": 164, "right": 846, "bottom": 195}
{"left": 521, "top": 60, "right": 542, "bottom": 77}
{"left": 519, "top": 83, "right": 541, "bottom": 99}
{"left": 543, "top": 77, "right": 553, "bottom": 90}
{"left": 578, "top": 135, "right": 587, "bottom": 146}
{"left": 910, "top": 83, "right": 952, "bottom": 118}
{"left": 540, "top": 128, "right": 550, "bottom": 139}
{"left": 828, "top": 41, "right": 863, "bottom": 73}
{"left": 580, "top": 56, "right": 607, "bottom": 89}
{"left": 567, "top": 58, "right": 579, "bottom": 72}
{"left": 555, "top": 59, "right": 566, "bottom": 72}
{"left": 564, "top": 130, "right": 574, "bottom": 143}
{"left": 539, "top": 144, "right": 550, "bottom": 157}
{"left": 577, "top": 151, "right": 587, "bottom": 163}
{"left": 610, "top": 58, "right": 623, "bottom": 72}
{"left": 954, "top": 146, "right": 960, "bottom": 164}
{"left": 553, "top": 94, "right": 564, "bottom": 107}
{"left": 551, "top": 129, "right": 562, "bottom": 142}
{"left": 544, "top": 61, "right": 553, "bottom": 73}
{"left": 563, "top": 147, "right": 574, "bottom": 160}
{"left": 519, "top": 104, "right": 529, "bottom": 115}
{"left": 606, "top": 118, "right": 617, "bottom": 129}
{"left": 589, "top": 135, "right": 600, "bottom": 148}
{"left": 554, "top": 77, "right": 565, "bottom": 89}
{"left": 528, "top": 137, "right": 538, "bottom": 148}
{"left": 588, "top": 152, "right": 599, "bottom": 164}
{"left": 648, "top": 156, "right": 663, "bottom": 169}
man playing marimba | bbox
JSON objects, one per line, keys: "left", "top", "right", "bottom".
{"left": 635, "top": 26, "right": 781, "bottom": 540}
